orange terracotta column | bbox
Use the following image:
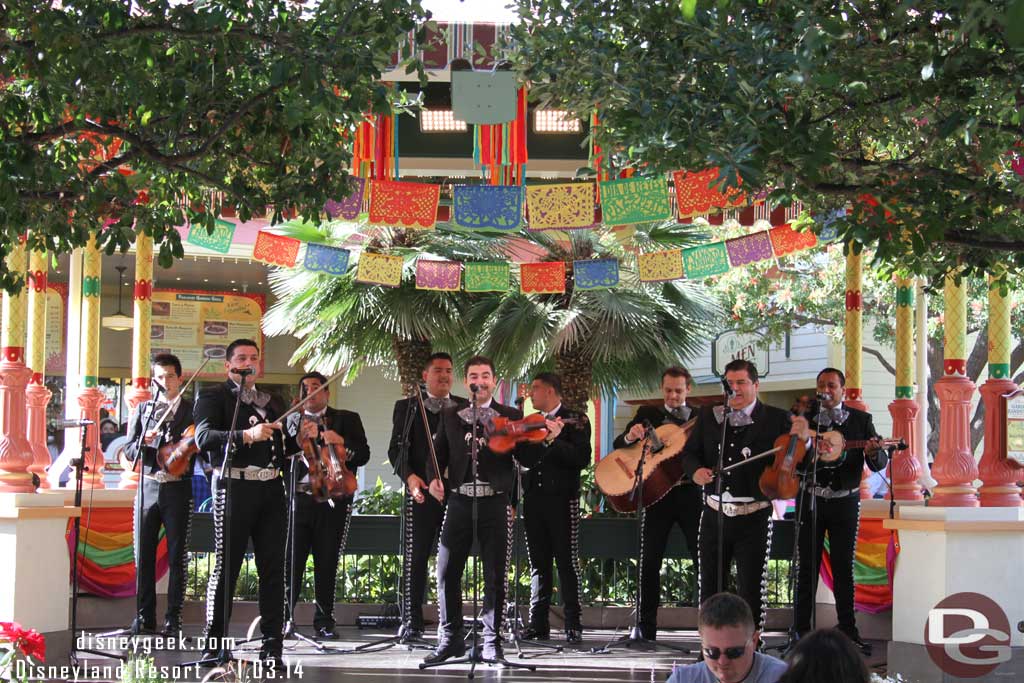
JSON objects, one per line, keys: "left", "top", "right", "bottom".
{"left": 25, "top": 245, "right": 53, "bottom": 490}
{"left": 977, "top": 272, "right": 1022, "bottom": 506}
{"left": 842, "top": 243, "right": 873, "bottom": 498}
{"left": 930, "top": 271, "right": 978, "bottom": 506}
{"left": 74, "top": 234, "right": 105, "bottom": 489}
{"left": 118, "top": 233, "right": 154, "bottom": 490}
{"left": 0, "top": 236, "right": 36, "bottom": 492}
{"left": 888, "top": 276, "right": 923, "bottom": 500}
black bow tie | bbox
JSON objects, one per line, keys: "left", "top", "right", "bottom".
{"left": 235, "top": 385, "right": 271, "bottom": 408}
{"left": 667, "top": 406, "right": 690, "bottom": 421}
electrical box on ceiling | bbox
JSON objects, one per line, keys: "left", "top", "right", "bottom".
{"left": 451, "top": 69, "right": 517, "bottom": 125}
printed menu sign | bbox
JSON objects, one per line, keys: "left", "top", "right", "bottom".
{"left": 150, "top": 290, "right": 265, "bottom": 378}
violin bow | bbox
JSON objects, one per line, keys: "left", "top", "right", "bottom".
{"left": 413, "top": 387, "right": 444, "bottom": 485}
{"left": 715, "top": 445, "right": 782, "bottom": 475}
{"left": 276, "top": 368, "right": 348, "bottom": 424}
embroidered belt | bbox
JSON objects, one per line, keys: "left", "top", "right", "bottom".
{"left": 145, "top": 471, "right": 183, "bottom": 484}
{"left": 705, "top": 497, "right": 771, "bottom": 517}
{"left": 803, "top": 484, "right": 856, "bottom": 499}
{"left": 454, "top": 482, "right": 500, "bottom": 498}
{"left": 223, "top": 467, "right": 280, "bottom": 482}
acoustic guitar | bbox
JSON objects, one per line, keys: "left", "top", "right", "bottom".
{"left": 815, "top": 431, "right": 907, "bottom": 467}
{"left": 595, "top": 420, "right": 695, "bottom": 513}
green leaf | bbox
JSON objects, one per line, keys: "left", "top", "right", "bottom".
{"left": 679, "top": 0, "right": 698, "bottom": 20}
{"left": 1008, "top": 0, "right": 1024, "bottom": 47}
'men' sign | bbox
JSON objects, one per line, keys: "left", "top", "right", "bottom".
{"left": 712, "top": 330, "right": 770, "bottom": 378}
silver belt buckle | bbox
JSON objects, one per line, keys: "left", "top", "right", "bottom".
{"left": 255, "top": 468, "right": 277, "bottom": 482}
{"left": 153, "top": 471, "right": 170, "bottom": 484}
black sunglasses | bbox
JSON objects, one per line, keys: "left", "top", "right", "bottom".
{"left": 702, "top": 644, "right": 747, "bottom": 660}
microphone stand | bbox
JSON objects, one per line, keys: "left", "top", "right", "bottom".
{"left": 350, "top": 388, "right": 432, "bottom": 652}
{"left": 714, "top": 391, "right": 732, "bottom": 598}
{"left": 69, "top": 421, "right": 128, "bottom": 664}
{"left": 420, "top": 386, "right": 537, "bottom": 676}
{"left": 185, "top": 378, "right": 249, "bottom": 669}
{"left": 593, "top": 422, "right": 689, "bottom": 655}
{"left": 99, "top": 383, "right": 165, "bottom": 641}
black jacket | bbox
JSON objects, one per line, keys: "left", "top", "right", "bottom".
{"left": 613, "top": 403, "right": 693, "bottom": 450}
{"left": 387, "top": 394, "right": 469, "bottom": 482}
{"left": 681, "top": 401, "right": 793, "bottom": 502}
{"left": 123, "top": 397, "right": 195, "bottom": 475}
{"left": 434, "top": 401, "right": 522, "bottom": 493}
{"left": 282, "top": 406, "right": 371, "bottom": 483}
{"left": 804, "top": 404, "right": 886, "bottom": 491}
{"left": 517, "top": 405, "right": 592, "bottom": 497}
{"left": 194, "top": 380, "right": 287, "bottom": 469}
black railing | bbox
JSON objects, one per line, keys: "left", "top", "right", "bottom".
{"left": 186, "top": 514, "right": 796, "bottom": 607}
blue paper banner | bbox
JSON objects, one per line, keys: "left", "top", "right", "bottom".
{"left": 452, "top": 185, "right": 523, "bottom": 230}
{"left": 574, "top": 258, "right": 620, "bottom": 290}
{"left": 303, "top": 242, "right": 350, "bottom": 276}
{"left": 816, "top": 209, "right": 845, "bottom": 243}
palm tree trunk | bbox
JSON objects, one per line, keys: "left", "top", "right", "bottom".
{"left": 392, "top": 337, "right": 432, "bottom": 396}
{"left": 555, "top": 344, "right": 592, "bottom": 413}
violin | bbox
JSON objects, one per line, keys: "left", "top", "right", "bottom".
{"left": 157, "top": 425, "right": 198, "bottom": 478}
{"left": 302, "top": 420, "right": 358, "bottom": 503}
{"left": 758, "top": 432, "right": 808, "bottom": 500}
{"left": 488, "top": 413, "right": 589, "bottom": 454}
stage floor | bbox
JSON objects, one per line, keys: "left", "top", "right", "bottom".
{"left": 66, "top": 625, "right": 892, "bottom": 682}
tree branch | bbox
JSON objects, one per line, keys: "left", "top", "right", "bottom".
{"left": 863, "top": 346, "right": 897, "bottom": 376}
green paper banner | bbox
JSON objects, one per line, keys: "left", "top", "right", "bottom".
{"left": 464, "top": 262, "right": 510, "bottom": 292}
{"left": 682, "top": 243, "right": 730, "bottom": 279}
{"left": 187, "top": 219, "right": 236, "bottom": 254}
{"left": 599, "top": 177, "right": 671, "bottom": 226}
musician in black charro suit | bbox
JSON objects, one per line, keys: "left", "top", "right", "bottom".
{"left": 193, "top": 339, "right": 287, "bottom": 667}
{"left": 387, "top": 352, "right": 468, "bottom": 640}
{"left": 792, "top": 367, "right": 886, "bottom": 655}
{"left": 422, "top": 355, "right": 524, "bottom": 664}
{"left": 682, "top": 359, "right": 807, "bottom": 631}
{"left": 122, "top": 353, "right": 194, "bottom": 637}
{"left": 611, "top": 366, "right": 702, "bottom": 641}
{"left": 283, "top": 371, "right": 370, "bottom": 639}
{"left": 517, "top": 372, "right": 591, "bottom": 644}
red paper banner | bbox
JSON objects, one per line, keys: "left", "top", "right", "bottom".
{"left": 368, "top": 180, "right": 441, "bottom": 229}
{"left": 672, "top": 168, "right": 746, "bottom": 219}
{"left": 768, "top": 224, "right": 818, "bottom": 257}
{"left": 252, "top": 230, "right": 300, "bottom": 267}
{"left": 520, "top": 262, "right": 566, "bottom": 294}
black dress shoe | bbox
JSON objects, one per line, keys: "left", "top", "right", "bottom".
{"left": 315, "top": 626, "right": 338, "bottom": 640}
{"left": 836, "top": 628, "right": 872, "bottom": 656}
{"left": 565, "top": 627, "right": 583, "bottom": 644}
{"left": 260, "top": 638, "right": 285, "bottom": 671}
{"left": 482, "top": 642, "right": 504, "bottom": 661}
{"left": 161, "top": 619, "right": 182, "bottom": 637}
{"left": 423, "top": 638, "right": 466, "bottom": 664}
{"left": 520, "top": 625, "right": 550, "bottom": 640}
{"left": 130, "top": 617, "right": 156, "bottom": 635}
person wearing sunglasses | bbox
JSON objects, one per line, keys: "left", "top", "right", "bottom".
{"left": 667, "top": 593, "right": 787, "bottom": 683}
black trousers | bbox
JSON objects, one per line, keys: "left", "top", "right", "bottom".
{"left": 436, "top": 493, "right": 513, "bottom": 646}
{"left": 697, "top": 504, "right": 773, "bottom": 630}
{"left": 205, "top": 476, "right": 287, "bottom": 644}
{"left": 285, "top": 492, "right": 352, "bottom": 630}
{"left": 639, "top": 483, "right": 702, "bottom": 634}
{"left": 401, "top": 492, "right": 445, "bottom": 631}
{"left": 134, "top": 477, "right": 192, "bottom": 627}
{"left": 523, "top": 491, "right": 582, "bottom": 629}
{"left": 793, "top": 493, "right": 861, "bottom": 635}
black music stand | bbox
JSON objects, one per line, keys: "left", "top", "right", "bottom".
{"left": 592, "top": 423, "right": 689, "bottom": 655}
{"left": 68, "top": 421, "right": 128, "bottom": 664}
{"left": 419, "top": 388, "right": 537, "bottom": 677}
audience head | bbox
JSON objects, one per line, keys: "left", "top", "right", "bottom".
{"left": 778, "top": 629, "right": 870, "bottom": 683}
{"left": 698, "top": 593, "right": 758, "bottom": 683}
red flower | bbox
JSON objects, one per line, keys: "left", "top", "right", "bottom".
{"left": 0, "top": 621, "right": 46, "bottom": 661}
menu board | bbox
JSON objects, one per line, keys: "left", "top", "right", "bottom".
{"left": 150, "top": 289, "right": 265, "bottom": 378}
{"left": 1006, "top": 391, "right": 1024, "bottom": 466}
{"left": 45, "top": 283, "right": 68, "bottom": 372}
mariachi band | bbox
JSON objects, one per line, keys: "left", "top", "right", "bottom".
{"left": 124, "top": 340, "right": 887, "bottom": 667}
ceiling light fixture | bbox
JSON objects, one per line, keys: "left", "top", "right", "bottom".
{"left": 102, "top": 265, "right": 134, "bottom": 331}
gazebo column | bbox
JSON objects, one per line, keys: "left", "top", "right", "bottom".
{"left": 0, "top": 237, "right": 35, "bottom": 492}
{"left": 25, "top": 246, "right": 52, "bottom": 490}
{"left": 977, "top": 271, "right": 1022, "bottom": 506}
{"left": 842, "top": 243, "right": 873, "bottom": 498}
{"left": 75, "top": 234, "right": 105, "bottom": 489}
{"left": 930, "top": 271, "right": 978, "bottom": 506}
{"left": 887, "top": 276, "right": 923, "bottom": 501}
{"left": 118, "top": 233, "right": 154, "bottom": 490}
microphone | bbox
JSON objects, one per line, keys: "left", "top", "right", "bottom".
{"left": 721, "top": 377, "right": 735, "bottom": 398}
{"left": 514, "top": 396, "right": 525, "bottom": 408}
{"left": 53, "top": 418, "right": 95, "bottom": 429}
{"left": 469, "top": 383, "right": 479, "bottom": 394}
{"left": 642, "top": 419, "right": 665, "bottom": 453}
{"left": 151, "top": 377, "right": 165, "bottom": 394}
{"left": 816, "top": 393, "right": 832, "bottom": 402}
{"left": 230, "top": 367, "right": 255, "bottom": 377}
